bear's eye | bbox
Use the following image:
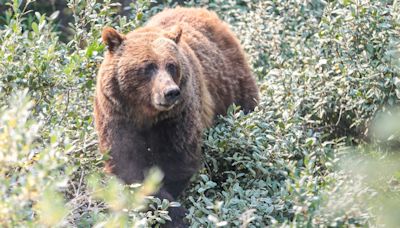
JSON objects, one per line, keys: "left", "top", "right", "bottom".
{"left": 144, "top": 63, "right": 157, "bottom": 76}
{"left": 166, "top": 63, "right": 177, "bottom": 76}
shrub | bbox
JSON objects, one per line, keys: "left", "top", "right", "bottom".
{"left": 182, "top": 0, "right": 400, "bottom": 227}
{"left": 206, "top": 0, "right": 400, "bottom": 141}
{"left": 0, "top": 90, "right": 70, "bottom": 226}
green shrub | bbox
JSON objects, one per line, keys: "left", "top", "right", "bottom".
{"left": 182, "top": 0, "right": 400, "bottom": 227}
{"left": 0, "top": 90, "right": 70, "bottom": 226}
{"left": 201, "top": 0, "right": 400, "bottom": 141}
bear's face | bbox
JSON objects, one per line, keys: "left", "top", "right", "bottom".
{"left": 100, "top": 27, "right": 187, "bottom": 126}
{"left": 118, "top": 38, "right": 183, "bottom": 112}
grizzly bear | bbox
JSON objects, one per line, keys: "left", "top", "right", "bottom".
{"left": 94, "top": 7, "right": 259, "bottom": 227}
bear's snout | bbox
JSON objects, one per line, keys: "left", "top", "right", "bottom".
{"left": 164, "top": 87, "right": 181, "bottom": 103}
{"left": 152, "top": 72, "right": 181, "bottom": 111}
{"left": 153, "top": 84, "right": 181, "bottom": 111}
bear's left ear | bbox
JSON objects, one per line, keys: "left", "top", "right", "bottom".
{"left": 102, "top": 27, "right": 125, "bottom": 52}
{"left": 164, "top": 25, "right": 182, "bottom": 44}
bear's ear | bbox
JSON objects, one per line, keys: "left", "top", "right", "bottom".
{"left": 102, "top": 27, "right": 125, "bottom": 52}
{"left": 165, "top": 25, "right": 182, "bottom": 44}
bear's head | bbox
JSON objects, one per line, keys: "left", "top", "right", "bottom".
{"left": 99, "top": 26, "right": 190, "bottom": 128}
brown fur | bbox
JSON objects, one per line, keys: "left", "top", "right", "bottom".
{"left": 94, "top": 7, "right": 259, "bottom": 227}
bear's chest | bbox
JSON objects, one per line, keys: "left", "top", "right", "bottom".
{"left": 139, "top": 127, "right": 201, "bottom": 181}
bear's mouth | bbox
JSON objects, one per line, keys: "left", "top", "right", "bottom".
{"left": 152, "top": 92, "right": 181, "bottom": 112}
{"left": 157, "top": 103, "right": 172, "bottom": 108}
{"left": 154, "top": 101, "right": 178, "bottom": 111}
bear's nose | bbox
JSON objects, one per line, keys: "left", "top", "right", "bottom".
{"left": 164, "top": 87, "right": 181, "bottom": 103}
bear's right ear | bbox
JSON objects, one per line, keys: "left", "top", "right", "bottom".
{"left": 102, "top": 27, "right": 125, "bottom": 52}
{"left": 164, "top": 25, "right": 182, "bottom": 44}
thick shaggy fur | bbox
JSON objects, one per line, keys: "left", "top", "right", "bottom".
{"left": 94, "top": 7, "right": 259, "bottom": 227}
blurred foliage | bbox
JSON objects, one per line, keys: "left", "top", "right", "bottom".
{"left": 0, "top": 90, "right": 70, "bottom": 226}
{"left": 0, "top": 0, "right": 400, "bottom": 227}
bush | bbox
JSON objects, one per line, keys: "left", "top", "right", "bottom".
{"left": 0, "top": 90, "right": 70, "bottom": 226}
{"left": 184, "top": 0, "right": 400, "bottom": 226}
{"left": 0, "top": 0, "right": 399, "bottom": 227}
{"left": 206, "top": 0, "right": 400, "bottom": 141}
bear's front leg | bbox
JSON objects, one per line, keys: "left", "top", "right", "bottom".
{"left": 98, "top": 119, "right": 188, "bottom": 227}
{"left": 156, "top": 188, "right": 188, "bottom": 228}
{"left": 101, "top": 119, "right": 147, "bottom": 183}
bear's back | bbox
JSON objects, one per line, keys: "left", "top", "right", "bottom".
{"left": 147, "top": 7, "right": 240, "bottom": 56}
{"left": 147, "top": 7, "right": 220, "bottom": 37}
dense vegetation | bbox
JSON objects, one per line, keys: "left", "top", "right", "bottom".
{"left": 0, "top": 0, "right": 399, "bottom": 227}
